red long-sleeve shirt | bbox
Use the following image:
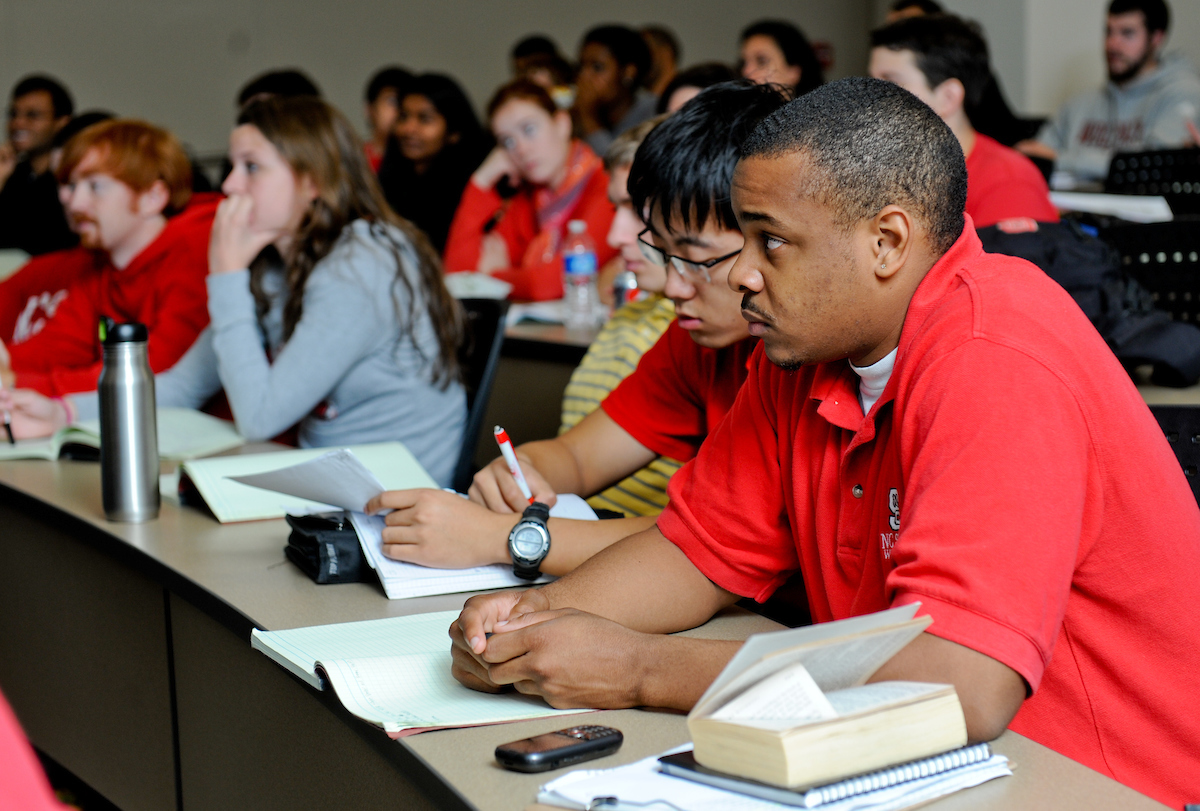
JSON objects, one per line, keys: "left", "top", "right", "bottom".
{"left": 442, "top": 172, "right": 617, "bottom": 302}
{"left": 7, "top": 193, "right": 220, "bottom": 396}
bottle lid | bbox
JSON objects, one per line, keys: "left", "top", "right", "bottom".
{"left": 567, "top": 220, "right": 587, "bottom": 234}
{"left": 102, "top": 321, "right": 148, "bottom": 344}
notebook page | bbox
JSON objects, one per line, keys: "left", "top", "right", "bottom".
{"left": 347, "top": 512, "right": 554, "bottom": 599}
{"left": 251, "top": 610, "right": 459, "bottom": 682}
{"left": 181, "top": 442, "right": 433, "bottom": 522}
{"left": 320, "top": 652, "right": 581, "bottom": 733}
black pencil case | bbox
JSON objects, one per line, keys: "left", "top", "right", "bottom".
{"left": 284, "top": 512, "right": 373, "bottom": 584}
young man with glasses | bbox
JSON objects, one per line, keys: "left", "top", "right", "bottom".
{"left": 365, "top": 82, "right": 788, "bottom": 577}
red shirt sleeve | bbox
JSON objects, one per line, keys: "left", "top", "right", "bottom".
{"left": 601, "top": 323, "right": 716, "bottom": 464}
{"left": 0, "top": 691, "right": 68, "bottom": 811}
{"left": 0, "top": 250, "right": 96, "bottom": 344}
{"left": 656, "top": 344, "right": 800, "bottom": 599}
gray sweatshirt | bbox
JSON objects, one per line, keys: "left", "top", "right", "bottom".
{"left": 75, "top": 219, "right": 466, "bottom": 486}
{"left": 1037, "top": 53, "right": 1200, "bottom": 182}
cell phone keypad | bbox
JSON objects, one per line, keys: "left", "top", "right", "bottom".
{"left": 561, "top": 725, "right": 619, "bottom": 741}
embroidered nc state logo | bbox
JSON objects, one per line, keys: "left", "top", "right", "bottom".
{"left": 880, "top": 487, "right": 901, "bottom": 559}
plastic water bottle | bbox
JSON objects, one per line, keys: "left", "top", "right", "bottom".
{"left": 98, "top": 321, "right": 159, "bottom": 522}
{"left": 562, "top": 219, "right": 599, "bottom": 330}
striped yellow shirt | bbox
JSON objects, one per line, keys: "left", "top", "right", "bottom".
{"left": 559, "top": 294, "right": 682, "bottom": 517}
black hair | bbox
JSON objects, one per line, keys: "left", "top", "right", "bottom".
{"left": 237, "top": 69, "right": 321, "bottom": 107}
{"left": 630, "top": 80, "right": 789, "bottom": 235}
{"left": 641, "top": 25, "right": 681, "bottom": 62}
{"left": 51, "top": 110, "right": 115, "bottom": 150}
{"left": 512, "top": 35, "right": 559, "bottom": 61}
{"left": 11, "top": 75, "right": 73, "bottom": 118}
{"left": 1108, "top": 0, "right": 1169, "bottom": 34}
{"left": 403, "top": 73, "right": 487, "bottom": 149}
{"left": 366, "top": 66, "right": 414, "bottom": 103}
{"left": 582, "top": 25, "right": 652, "bottom": 86}
{"left": 740, "top": 20, "right": 824, "bottom": 96}
{"left": 742, "top": 77, "right": 966, "bottom": 255}
{"left": 890, "top": 0, "right": 945, "bottom": 14}
{"left": 870, "top": 14, "right": 991, "bottom": 106}
{"left": 656, "top": 62, "right": 738, "bottom": 113}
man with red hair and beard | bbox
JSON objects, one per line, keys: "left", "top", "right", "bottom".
{"left": 0, "top": 119, "right": 218, "bottom": 396}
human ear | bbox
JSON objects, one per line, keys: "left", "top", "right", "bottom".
{"left": 137, "top": 180, "right": 171, "bottom": 217}
{"left": 553, "top": 109, "right": 573, "bottom": 140}
{"left": 932, "top": 78, "right": 965, "bottom": 117}
{"left": 872, "top": 205, "right": 913, "bottom": 281}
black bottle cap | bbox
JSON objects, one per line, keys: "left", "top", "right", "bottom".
{"left": 102, "top": 321, "right": 148, "bottom": 344}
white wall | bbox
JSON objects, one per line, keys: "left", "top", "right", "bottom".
{"left": 870, "top": 0, "right": 1200, "bottom": 117}
{"left": 0, "top": 0, "right": 871, "bottom": 159}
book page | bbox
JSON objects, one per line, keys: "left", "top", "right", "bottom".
{"left": 825, "top": 681, "right": 949, "bottom": 717}
{"left": 181, "top": 442, "right": 435, "bottom": 522}
{"left": 709, "top": 662, "right": 836, "bottom": 723}
{"left": 75, "top": 408, "right": 244, "bottom": 461}
{"left": 319, "top": 652, "right": 581, "bottom": 733}
{"left": 692, "top": 606, "right": 923, "bottom": 718}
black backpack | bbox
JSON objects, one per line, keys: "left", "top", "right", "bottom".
{"left": 977, "top": 220, "right": 1200, "bottom": 387}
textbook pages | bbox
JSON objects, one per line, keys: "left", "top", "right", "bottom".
{"left": 688, "top": 605, "right": 968, "bottom": 789}
{"left": 250, "top": 610, "right": 586, "bottom": 735}
{"left": 0, "top": 407, "right": 244, "bottom": 462}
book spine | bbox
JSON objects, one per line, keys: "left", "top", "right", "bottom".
{"left": 802, "top": 743, "right": 993, "bottom": 808}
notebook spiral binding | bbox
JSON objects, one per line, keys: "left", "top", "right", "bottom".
{"left": 802, "top": 742, "right": 993, "bottom": 808}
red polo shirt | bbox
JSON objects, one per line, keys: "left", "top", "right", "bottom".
{"left": 965, "top": 133, "right": 1059, "bottom": 227}
{"left": 601, "top": 322, "right": 755, "bottom": 462}
{"left": 658, "top": 223, "right": 1200, "bottom": 809}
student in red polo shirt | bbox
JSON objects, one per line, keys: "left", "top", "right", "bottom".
{"left": 365, "top": 82, "right": 789, "bottom": 577}
{"left": 869, "top": 14, "right": 1058, "bottom": 228}
{"left": 451, "top": 78, "right": 1200, "bottom": 809}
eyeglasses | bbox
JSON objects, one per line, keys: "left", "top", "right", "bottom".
{"left": 637, "top": 228, "right": 741, "bottom": 285}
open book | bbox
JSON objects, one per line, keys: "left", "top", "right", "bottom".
{"left": 687, "top": 605, "right": 967, "bottom": 789}
{"left": 178, "top": 442, "right": 435, "bottom": 523}
{"left": 0, "top": 407, "right": 244, "bottom": 462}
{"left": 250, "top": 610, "right": 586, "bottom": 735}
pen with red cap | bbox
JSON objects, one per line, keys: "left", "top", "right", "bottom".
{"left": 493, "top": 425, "right": 534, "bottom": 504}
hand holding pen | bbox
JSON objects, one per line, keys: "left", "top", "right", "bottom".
{"left": 466, "top": 425, "right": 558, "bottom": 512}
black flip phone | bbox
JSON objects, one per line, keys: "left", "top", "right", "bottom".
{"left": 494, "top": 725, "right": 623, "bottom": 773}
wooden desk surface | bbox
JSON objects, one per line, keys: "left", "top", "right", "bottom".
{"left": 0, "top": 458, "right": 1169, "bottom": 810}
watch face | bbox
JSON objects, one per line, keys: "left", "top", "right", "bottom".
{"left": 511, "top": 523, "right": 548, "bottom": 560}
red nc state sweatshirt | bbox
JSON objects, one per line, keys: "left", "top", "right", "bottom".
{"left": 6, "top": 192, "right": 220, "bottom": 396}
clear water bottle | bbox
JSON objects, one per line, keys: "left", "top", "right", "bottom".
{"left": 562, "top": 219, "right": 599, "bottom": 330}
{"left": 98, "top": 321, "right": 160, "bottom": 522}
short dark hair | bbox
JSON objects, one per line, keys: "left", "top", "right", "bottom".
{"left": 641, "top": 25, "right": 681, "bottom": 62}
{"left": 891, "top": 0, "right": 945, "bottom": 15}
{"left": 656, "top": 62, "right": 738, "bottom": 113}
{"left": 512, "top": 35, "right": 559, "bottom": 61}
{"left": 12, "top": 75, "right": 73, "bottom": 118}
{"left": 1108, "top": 0, "right": 1169, "bottom": 34}
{"left": 51, "top": 110, "right": 115, "bottom": 151}
{"left": 582, "top": 25, "right": 652, "bottom": 86}
{"left": 237, "top": 69, "right": 321, "bottom": 107}
{"left": 630, "top": 81, "right": 789, "bottom": 235}
{"left": 870, "top": 14, "right": 991, "bottom": 106}
{"left": 742, "top": 77, "right": 966, "bottom": 255}
{"left": 740, "top": 20, "right": 824, "bottom": 96}
{"left": 366, "top": 66, "right": 413, "bottom": 103}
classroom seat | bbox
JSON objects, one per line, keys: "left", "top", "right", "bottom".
{"left": 1149, "top": 404, "right": 1200, "bottom": 505}
{"left": 1105, "top": 149, "right": 1200, "bottom": 215}
{"left": 1100, "top": 221, "right": 1200, "bottom": 325}
{"left": 453, "top": 298, "right": 510, "bottom": 492}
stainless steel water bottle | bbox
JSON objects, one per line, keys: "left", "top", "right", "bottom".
{"left": 98, "top": 321, "right": 159, "bottom": 522}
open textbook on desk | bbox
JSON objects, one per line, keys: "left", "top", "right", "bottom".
{"left": 0, "top": 407, "right": 244, "bottom": 462}
{"left": 251, "top": 610, "right": 587, "bottom": 735}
